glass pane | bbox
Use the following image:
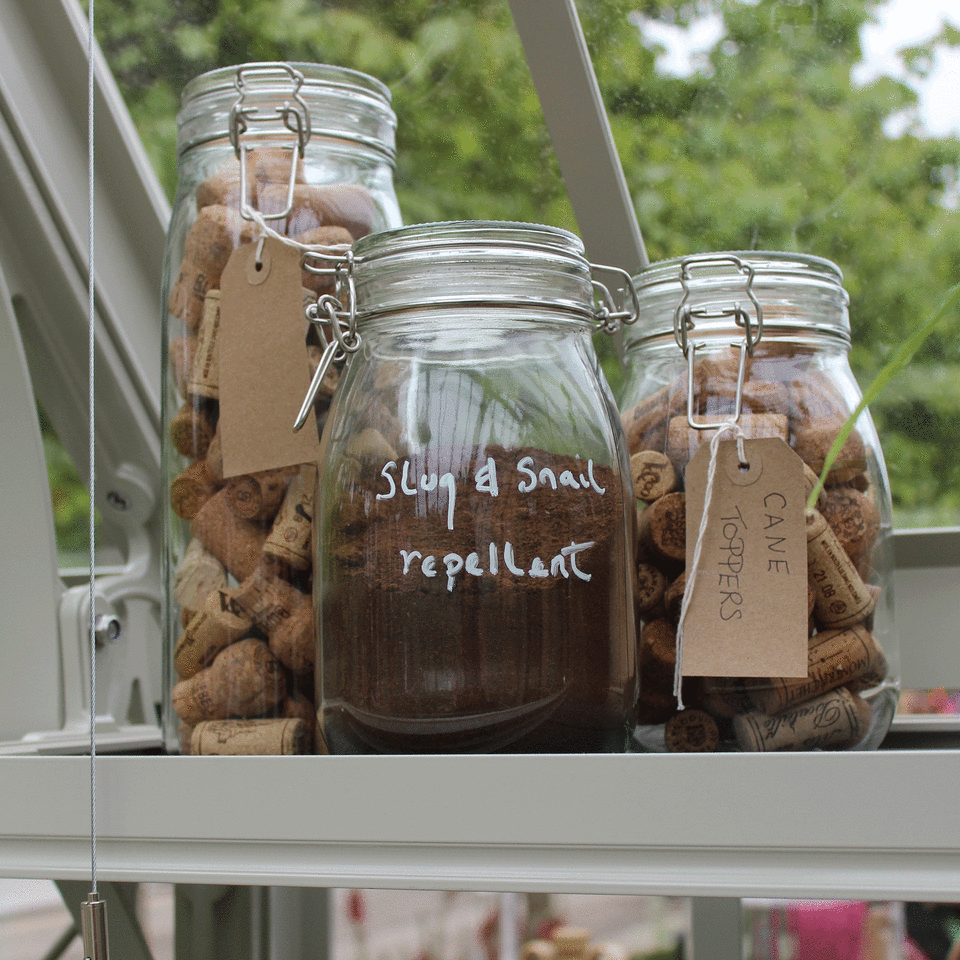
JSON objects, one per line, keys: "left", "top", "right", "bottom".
{"left": 89, "top": 0, "right": 960, "bottom": 530}
{"left": 36, "top": 403, "right": 109, "bottom": 569}
{"left": 575, "top": 0, "right": 960, "bottom": 528}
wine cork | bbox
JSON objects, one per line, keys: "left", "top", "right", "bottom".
{"left": 638, "top": 492, "right": 686, "bottom": 563}
{"left": 170, "top": 460, "right": 220, "bottom": 521}
{"left": 630, "top": 450, "right": 677, "bottom": 502}
{"left": 169, "top": 335, "right": 197, "bottom": 399}
{"left": 173, "top": 538, "right": 228, "bottom": 615}
{"left": 665, "top": 708, "right": 720, "bottom": 752}
{"left": 788, "top": 372, "right": 848, "bottom": 422}
{"left": 196, "top": 147, "right": 307, "bottom": 210}
{"left": 522, "top": 941, "right": 557, "bottom": 960}
{"left": 168, "top": 205, "right": 256, "bottom": 330}
{"left": 235, "top": 565, "right": 311, "bottom": 636}
{"left": 820, "top": 485, "right": 880, "bottom": 571}
{"left": 620, "top": 379, "right": 680, "bottom": 453}
{"left": 847, "top": 472, "right": 870, "bottom": 492}
{"left": 281, "top": 691, "right": 317, "bottom": 750}
{"left": 256, "top": 182, "right": 378, "bottom": 240}
{"left": 186, "top": 289, "right": 221, "bottom": 400}
{"left": 806, "top": 508, "right": 878, "bottom": 628}
{"left": 172, "top": 636, "right": 286, "bottom": 725}
{"left": 701, "top": 376, "right": 791, "bottom": 419}
{"left": 699, "top": 678, "right": 755, "bottom": 719}
{"left": 634, "top": 562, "right": 667, "bottom": 615}
{"left": 205, "top": 428, "right": 224, "bottom": 484}
{"left": 191, "top": 717, "right": 310, "bottom": 755}
{"left": 663, "top": 570, "right": 687, "bottom": 623}
{"left": 746, "top": 624, "right": 885, "bottom": 714}
{"left": 191, "top": 487, "right": 269, "bottom": 583}
{"left": 170, "top": 401, "right": 217, "bottom": 460}
{"left": 344, "top": 427, "right": 399, "bottom": 464}
{"left": 639, "top": 617, "right": 677, "bottom": 682}
{"left": 847, "top": 613, "right": 888, "bottom": 691}
{"left": 225, "top": 468, "right": 295, "bottom": 524}
{"left": 174, "top": 586, "right": 254, "bottom": 679}
{"left": 294, "top": 687, "right": 325, "bottom": 754}
{"left": 269, "top": 601, "right": 316, "bottom": 674}
{"left": 178, "top": 722, "right": 194, "bottom": 755}
{"left": 742, "top": 378, "right": 791, "bottom": 416}
{"left": 734, "top": 686, "right": 872, "bottom": 752}
{"left": 802, "top": 461, "right": 828, "bottom": 510}
{"left": 791, "top": 418, "right": 867, "bottom": 487}
{"left": 263, "top": 464, "right": 317, "bottom": 571}
{"left": 666, "top": 412, "right": 788, "bottom": 475}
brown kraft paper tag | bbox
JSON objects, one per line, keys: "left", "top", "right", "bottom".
{"left": 218, "top": 237, "right": 322, "bottom": 477}
{"left": 682, "top": 436, "right": 808, "bottom": 678}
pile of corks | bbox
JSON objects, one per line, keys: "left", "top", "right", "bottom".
{"left": 166, "top": 147, "right": 378, "bottom": 755}
{"left": 621, "top": 350, "right": 888, "bottom": 752}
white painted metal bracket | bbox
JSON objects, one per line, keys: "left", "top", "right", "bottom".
{"left": 508, "top": 0, "right": 647, "bottom": 274}
{"left": 0, "top": 0, "right": 168, "bottom": 752}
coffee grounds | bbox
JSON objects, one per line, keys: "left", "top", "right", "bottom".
{"left": 319, "top": 444, "right": 635, "bottom": 752}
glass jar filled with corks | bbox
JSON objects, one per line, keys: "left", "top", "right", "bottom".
{"left": 300, "top": 221, "right": 640, "bottom": 753}
{"left": 620, "top": 252, "right": 898, "bottom": 753}
{"left": 162, "top": 62, "right": 401, "bottom": 754}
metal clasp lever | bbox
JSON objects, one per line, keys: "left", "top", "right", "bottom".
{"left": 591, "top": 263, "right": 640, "bottom": 334}
{"left": 229, "top": 64, "right": 312, "bottom": 223}
{"left": 685, "top": 339, "right": 749, "bottom": 431}
{"left": 81, "top": 893, "right": 109, "bottom": 960}
{"left": 294, "top": 249, "right": 358, "bottom": 432}
{"left": 673, "top": 253, "right": 763, "bottom": 430}
{"left": 673, "top": 253, "right": 763, "bottom": 358}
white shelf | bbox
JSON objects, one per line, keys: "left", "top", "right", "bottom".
{"left": 2, "top": 751, "right": 959, "bottom": 899}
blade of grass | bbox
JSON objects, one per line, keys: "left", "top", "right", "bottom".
{"left": 806, "top": 281, "right": 960, "bottom": 510}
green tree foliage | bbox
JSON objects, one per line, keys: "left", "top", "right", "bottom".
{"left": 88, "top": 0, "right": 960, "bottom": 525}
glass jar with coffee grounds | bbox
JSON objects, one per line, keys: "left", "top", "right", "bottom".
{"left": 620, "top": 252, "right": 898, "bottom": 753}
{"left": 161, "top": 62, "right": 401, "bottom": 754}
{"left": 300, "top": 221, "right": 639, "bottom": 753}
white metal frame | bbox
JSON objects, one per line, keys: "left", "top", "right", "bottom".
{"left": 0, "top": 1, "right": 958, "bottom": 958}
{"left": 0, "top": 0, "right": 168, "bottom": 752}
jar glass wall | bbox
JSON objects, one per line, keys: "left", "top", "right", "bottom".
{"left": 620, "top": 253, "right": 898, "bottom": 753}
{"left": 161, "top": 62, "right": 401, "bottom": 755}
{"left": 313, "top": 222, "right": 638, "bottom": 753}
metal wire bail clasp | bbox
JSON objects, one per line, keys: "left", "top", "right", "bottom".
{"left": 673, "top": 254, "right": 764, "bottom": 431}
{"left": 293, "top": 248, "right": 358, "bottom": 432}
{"left": 591, "top": 263, "right": 640, "bottom": 335}
{"left": 229, "top": 63, "right": 312, "bottom": 222}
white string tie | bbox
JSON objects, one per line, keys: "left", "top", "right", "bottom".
{"left": 242, "top": 204, "right": 352, "bottom": 256}
{"left": 673, "top": 421, "right": 748, "bottom": 708}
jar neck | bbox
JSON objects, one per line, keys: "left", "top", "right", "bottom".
{"left": 626, "top": 251, "right": 850, "bottom": 352}
{"left": 623, "top": 327, "right": 852, "bottom": 361}
{"left": 350, "top": 221, "right": 600, "bottom": 324}
{"left": 177, "top": 62, "right": 397, "bottom": 164}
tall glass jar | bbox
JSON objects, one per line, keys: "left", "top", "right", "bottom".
{"left": 304, "top": 221, "right": 638, "bottom": 753}
{"left": 620, "top": 252, "right": 898, "bottom": 753}
{"left": 161, "top": 62, "right": 401, "bottom": 755}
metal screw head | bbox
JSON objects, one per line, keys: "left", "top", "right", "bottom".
{"left": 94, "top": 615, "right": 121, "bottom": 646}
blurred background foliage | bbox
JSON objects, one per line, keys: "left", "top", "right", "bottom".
{"left": 50, "top": 0, "right": 959, "bottom": 543}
